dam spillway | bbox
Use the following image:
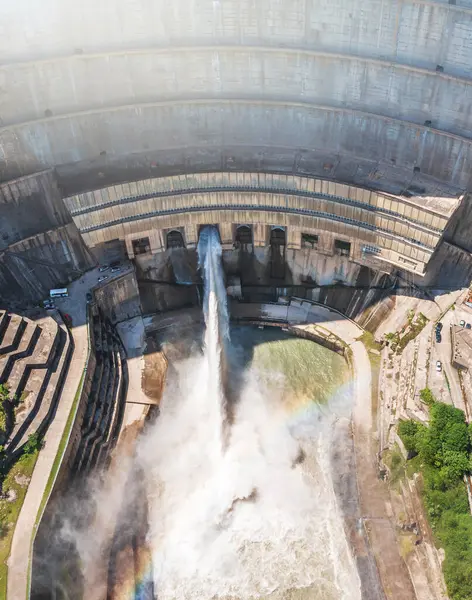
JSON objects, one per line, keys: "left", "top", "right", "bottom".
{"left": 119, "top": 231, "right": 361, "bottom": 600}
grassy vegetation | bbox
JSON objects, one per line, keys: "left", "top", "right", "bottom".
{"left": 0, "top": 386, "right": 9, "bottom": 438}
{"left": 19, "top": 390, "right": 30, "bottom": 403}
{"left": 420, "top": 387, "right": 435, "bottom": 407}
{"left": 0, "top": 383, "right": 45, "bottom": 598}
{"left": 0, "top": 449, "right": 39, "bottom": 599}
{"left": 383, "top": 445, "right": 406, "bottom": 487}
{"left": 398, "top": 397, "right": 472, "bottom": 600}
{"left": 385, "top": 312, "right": 429, "bottom": 354}
{"left": 383, "top": 445, "right": 406, "bottom": 486}
{"left": 399, "top": 533, "right": 415, "bottom": 560}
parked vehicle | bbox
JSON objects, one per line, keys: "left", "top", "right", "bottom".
{"left": 50, "top": 288, "right": 68, "bottom": 298}
{"left": 111, "top": 266, "right": 121, "bottom": 273}
{"left": 436, "top": 333, "right": 441, "bottom": 343}
{"left": 466, "top": 323, "right": 471, "bottom": 330}
{"left": 99, "top": 265, "right": 109, "bottom": 272}
{"left": 435, "top": 322, "right": 443, "bottom": 332}
{"left": 436, "top": 360, "right": 442, "bottom": 372}
{"left": 97, "top": 276, "right": 108, "bottom": 283}
{"left": 460, "top": 320, "right": 466, "bottom": 327}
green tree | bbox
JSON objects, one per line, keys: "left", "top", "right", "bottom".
{"left": 416, "top": 425, "right": 442, "bottom": 465}
{"left": 430, "top": 402, "right": 466, "bottom": 432}
{"left": 424, "top": 482, "right": 469, "bottom": 522}
{"left": 397, "top": 401, "right": 472, "bottom": 600}
{"left": 440, "top": 451, "right": 470, "bottom": 483}
{"left": 443, "top": 422, "right": 470, "bottom": 455}
{"left": 398, "top": 420, "right": 422, "bottom": 453}
{"left": 440, "top": 513, "right": 472, "bottom": 600}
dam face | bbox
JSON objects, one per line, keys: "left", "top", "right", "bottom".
{"left": 1, "top": 0, "right": 472, "bottom": 307}
{"left": 4, "top": 4, "right": 470, "bottom": 598}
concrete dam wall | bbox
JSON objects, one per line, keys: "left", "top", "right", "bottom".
{"left": 1, "top": 0, "right": 471, "bottom": 303}
{"left": 1, "top": 0, "right": 472, "bottom": 193}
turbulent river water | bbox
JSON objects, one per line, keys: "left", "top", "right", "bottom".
{"left": 135, "top": 226, "right": 361, "bottom": 600}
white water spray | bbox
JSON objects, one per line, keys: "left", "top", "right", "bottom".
{"left": 137, "top": 226, "right": 362, "bottom": 599}
{"left": 197, "top": 226, "right": 231, "bottom": 449}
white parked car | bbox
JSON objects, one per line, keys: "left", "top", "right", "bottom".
{"left": 97, "top": 275, "right": 108, "bottom": 283}
{"left": 436, "top": 360, "right": 442, "bottom": 372}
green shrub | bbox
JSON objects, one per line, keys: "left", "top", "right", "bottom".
{"left": 398, "top": 420, "right": 422, "bottom": 454}
{"left": 420, "top": 387, "right": 435, "bottom": 407}
{"left": 424, "top": 482, "right": 469, "bottom": 522}
{"left": 439, "top": 512, "right": 472, "bottom": 600}
{"left": 22, "top": 433, "right": 43, "bottom": 456}
{"left": 441, "top": 451, "right": 470, "bottom": 484}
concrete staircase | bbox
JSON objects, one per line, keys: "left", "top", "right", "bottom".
{"left": 0, "top": 309, "right": 72, "bottom": 457}
{"left": 0, "top": 315, "right": 27, "bottom": 356}
{"left": 72, "top": 308, "right": 127, "bottom": 475}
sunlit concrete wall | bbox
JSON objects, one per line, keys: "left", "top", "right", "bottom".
{"left": 0, "top": 0, "right": 472, "bottom": 199}
{"left": 2, "top": 49, "right": 472, "bottom": 138}
{"left": 2, "top": 0, "right": 472, "bottom": 73}
{"left": 2, "top": 102, "right": 471, "bottom": 195}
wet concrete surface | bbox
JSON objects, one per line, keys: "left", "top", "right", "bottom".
{"left": 331, "top": 418, "right": 386, "bottom": 600}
